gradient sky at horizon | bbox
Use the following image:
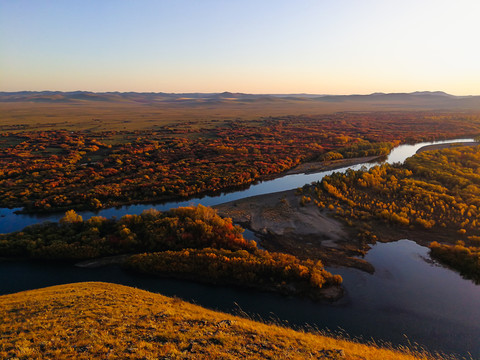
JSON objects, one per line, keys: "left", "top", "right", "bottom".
{"left": 1, "top": 0, "right": 479, "bottom": 95}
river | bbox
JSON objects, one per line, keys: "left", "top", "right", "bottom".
{"left": 0, "top": 137, "right": 473, "bottom": 233}
{"left": 1, "top": 137, "right": 479, "bottom": 358}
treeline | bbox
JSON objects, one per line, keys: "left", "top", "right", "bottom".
{"left": 0, "top": 205, "right": 252, "bottom": 259}
{"left": 318, "top": 141, "right": 396, "bottom": 161}
{"left": 303, "top": 145, "right": 480, "bottom": 281}
{"left": 127, "top": 248, "right": 342, "bottom": 298}
{"left": 1, "top": 111, "right": 480, "bottom": 213}
{"left": 430, "top": 241, "right": 480, "bottom": 283}
{"left": 0, "top": 205, "right": 341, "bottom": 299}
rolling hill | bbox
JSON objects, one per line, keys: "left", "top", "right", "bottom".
{"left": 0, "top": 282, "right": 451, "bottom": 360}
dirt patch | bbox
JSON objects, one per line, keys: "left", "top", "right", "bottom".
{"left": 215, "top": 190, "right": 374, "bottom": 273}
{"left": 216, "top": 190, "right": 347, "bottom": 240}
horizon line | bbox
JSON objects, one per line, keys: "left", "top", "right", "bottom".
{"left": 1, "top": 90, "right": 478, "bottom": 97}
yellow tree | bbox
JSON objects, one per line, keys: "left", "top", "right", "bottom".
{"left": 60, "top": 210, "right": 83, "bottom": 224}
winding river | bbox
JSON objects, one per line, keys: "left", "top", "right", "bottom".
{"left": 1, "top": 138, "right": 479, "bottom": 357}
{"left": 0, "top": 137, "right": 474, "bottom": 233}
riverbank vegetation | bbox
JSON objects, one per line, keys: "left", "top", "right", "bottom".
{"left": 429, "top": 242, "right": 480, "bottom": 283}
{"left": 303, "top": 145, "right": 480, "bottom": 281}
{"left": 127, "top": 248, "right": 342, "bottom": 299}
{"left": 0, "top": 282, "right": 456, "bottom": 360}
{"left": 0, "top": 206, "right": 252, "bottom": 259}
{"left": 2, "top": 111, "right": 480, "bottom": 213}
{"left": 0, "top": 205, "right": 341, "bottom": 299}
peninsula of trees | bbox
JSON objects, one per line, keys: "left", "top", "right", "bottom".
{"left": 0, "top": 205, "right": 342, "bottom": 300}
{"left": 302, "top": 145, "right": 480, "bottom": 281}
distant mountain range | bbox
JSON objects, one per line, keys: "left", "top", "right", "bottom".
{"left": 1, "top": 90, "right": 480, "bottom": 110}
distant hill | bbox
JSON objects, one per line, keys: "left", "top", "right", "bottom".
{"left": 1, "top": 90, "right": 479, "bottom": 109}
{"left": 314, "top": 91, "right": 470, "bottom": 102}
{"left": 0, "top": 282, "right": 453, "bottom": 360}
{"left": 2, "top": 90, "right": 480, "bottom": 132}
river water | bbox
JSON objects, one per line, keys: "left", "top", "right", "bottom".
{"left": 1, "top": 138, "right": 479, "bottom": 357}
{"left": 0, "top": 137, "right": 473, "bottom": 233}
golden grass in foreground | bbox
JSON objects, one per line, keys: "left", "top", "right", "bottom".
{"left": 0, "top": 282, "right": 457, "bottom": 360}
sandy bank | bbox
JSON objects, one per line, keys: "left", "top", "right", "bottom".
{"left": 216, "top": 190, "right": 346, "bottom": 240}
{"left": 285, "top": 155, "right": 382, "bottom": 175}
{"left": 416, "top": 141, "right": 479, "bottom": 154}
{"left": 215, "top": 190, "right": 374, "bottom": 273}
{"left": 75, "top": 254, "right": 131, "bottom": 268}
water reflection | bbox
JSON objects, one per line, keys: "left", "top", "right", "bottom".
{"left": 1, "top": 240, "right": 478, "bottom": 357}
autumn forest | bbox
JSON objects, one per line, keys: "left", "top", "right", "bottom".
{"left": 2, "top": 111, "right": 480, "bottom": 213}
{"left": 4, "top": 1, "right": 480, "bottom": 357}
{"left": 303, "top": 144, "right": 480, "bottom": 281}
{"left": 1, "top": 107, "right": 480, "bottom": 291}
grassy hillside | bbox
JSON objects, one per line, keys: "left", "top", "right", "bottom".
{"left": 0, "top": 282, "right": 455, "bottom": 359}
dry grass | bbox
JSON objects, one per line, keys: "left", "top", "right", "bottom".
{"left": 0, "top": 101, "right": 332, "bottom": 131}
{"left": 0, "top": 98, "right": 447, "bottom": 132}
{"left": 0, "top": 282, "right": 460, "bottom": 359}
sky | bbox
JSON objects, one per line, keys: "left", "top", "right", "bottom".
{"left": 1, "top": 0, "right": 479, "bottom": 95}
